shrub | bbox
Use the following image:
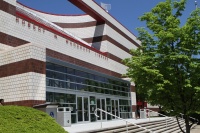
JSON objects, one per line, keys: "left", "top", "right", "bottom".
{"left": 0, "top": 105, "right": 67, "bottom": 133}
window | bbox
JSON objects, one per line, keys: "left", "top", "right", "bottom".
{"left": 66, "top": 75, "right": 75, "bottom": 82}
{"left": 46, "top": 70, "right": 54, "bottom": 78}
{"left": 54, "top": 64, "right": 66, "bottom": 73}
{"left": 54, "top": 93, "right": 65, "bottom": 103}
{"left": 46, "top": 62, "right": 54, "bottom": 70}
{"left": 46, "top": 92, "right": 54, "bottom": 102}
{"left": 46, "top": 79, "right": 54, "bottom": 87}
{"left": 54, "top": 72, "right": 65, "bottom": 80}
{"left": 88, "top": 74, "right": 95, "bottom": 80}
{"left": 76, "top": 77, "right": 85, "bottom": 84}
{"left": 69, "top": 83, "right": 76, "bottom": 90}
{"left": 75, "top": 70, "right": 88, "bottom": 78}
{"left": 46, "top": 62, "right": 131, "bottom": 97}
{"left": 77, "top": 84, "right": 85, "bottom": 91}
{"left": 67, "top": 68, "right": 74, "bottom": 75}
{"left": 95, "top": 76, "right": 105, "bottom": 82}
{"left": 54, "top": 80, "right": 64, "bottom": 88}
{"left": 66, "top": 94, "right": 76, "bottom": 103}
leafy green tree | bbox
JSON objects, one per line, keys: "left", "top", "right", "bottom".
{"left": 124, "top": 0, "right": 200, "bottom": 132}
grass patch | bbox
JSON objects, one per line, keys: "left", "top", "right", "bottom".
{"left": 0, "top": 105, "right": 67, "bottom": 133}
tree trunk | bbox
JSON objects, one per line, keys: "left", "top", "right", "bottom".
{"left": 185, "top": 115, "right": 191, "bottom": 133}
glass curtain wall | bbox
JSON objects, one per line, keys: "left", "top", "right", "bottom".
{"left": 46, "top": 62, "right": 131, "bottom": 123}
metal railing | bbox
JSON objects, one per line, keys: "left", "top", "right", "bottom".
{"left": 94, "top": 108, "right": 153, "bottom": 133}
{"left": 180, "top": 113, "right": 199, "bottom": 123}
{"left": 145, "top": 108, "right": 174, "bottom": 128}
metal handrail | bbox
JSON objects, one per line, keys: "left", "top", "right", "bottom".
{"left": 94, "top": 108, "right": 154, "bottom": 133}
{"left": 145, "top": 109, "right": 173, "bottom": 128}
{"left": 180, "top": 113, "right": 199, "bottom": 123}
{"left": 146, "top": 109, "right": 169, "bottom": 118}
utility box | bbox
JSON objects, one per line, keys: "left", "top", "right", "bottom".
{"left": 46, "top": 105, "right": 58, "bottom": 120}
{"left": 33, "top": 103, "right": 59, "bottom": 120}
{"left": 57, "top": 107, "right": 71, "bottom": 127}
{"left": 140, "top": 109, "right": 147, "bottom": 119}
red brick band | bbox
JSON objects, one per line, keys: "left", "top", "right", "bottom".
{"left": 83, "top": 35, "right": 130, "bottom": 54}
{"left": 46, "top": 48, "right": 122, "bottom": 78}
{"left": 130, "top": 85, "right": 136, "bottom": 92}
{"left": 132, "top": 105, "right": 137, "bottom": 113}
{"left": 0, "top": 32, "right": 29, "bottom": 47}
{"left": 106, "top": 52, "right": 123, "bottom": 64}
{"left": 0, "top": 0, "right": 16, "bottom": 16}
{"left": 4, "top": 100, "right": 45, "bottom": 107}
{"left": 0, "top": 59, "right": 46, "bottom": 78}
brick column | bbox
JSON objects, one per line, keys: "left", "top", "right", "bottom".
{"left": 0, "top": 44, "right": 46, "bottom": 107}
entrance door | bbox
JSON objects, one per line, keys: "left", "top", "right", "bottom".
{"left": 77, "top": 96, "right": 89, "bottom": 122}
{"left": 97, "top": 98, "right": 106, "bottom": 121}
{"left": 112, "top": 99, "right": 119, "bottom": 119}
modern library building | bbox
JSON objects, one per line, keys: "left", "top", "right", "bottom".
{"left": 0, "top": 0, "right": 158, "bottom": 124}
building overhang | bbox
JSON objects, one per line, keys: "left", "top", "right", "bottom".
{"left": 68, "top": 0, "right": 106, "bottom": 24}
{"left": 69, "top": 0, "right": 141, "bottom": 47}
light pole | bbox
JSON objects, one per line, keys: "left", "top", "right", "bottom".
{"left": 195, "top": 1, "right": 198, "bottom": 9}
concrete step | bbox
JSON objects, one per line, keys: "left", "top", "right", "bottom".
{"left": 154, "top": 123, "right": 184, "bottom": 133}
{"left": 82, "top": 119, "right": 169, "bottom": 133}
{"left": 80, "top": 117, "right": 191, "bottom": 133}
{"left": 163, "top": 122, "right": 185, "bottom": 133}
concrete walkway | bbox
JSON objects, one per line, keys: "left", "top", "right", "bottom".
{"left": 191, "top": 125, "right": 200, "bottom": 133}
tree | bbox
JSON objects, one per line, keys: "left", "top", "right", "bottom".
{"left": 123, "top": 0, "right": 200, "bottom": 132}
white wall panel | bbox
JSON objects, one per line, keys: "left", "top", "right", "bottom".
{"left": 0, "top": 43, "right": 13, "bottom": 51}
{"left": 0, "top": 72, "right": 46, "bottom": 102}
{"left": 0, "top": 43, "right": 46, "bottom": 66}
{"left": 107, "top": 41, "right": 132, "bottom": 59}
{"left": 131, "top": 92, "right": 137, "bottom": 105}
{"left": 64, "top": 24, "right": 106, "bottom": 39}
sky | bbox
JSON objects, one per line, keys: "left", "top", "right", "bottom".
{"left": 17, "top": 0, "right": 198, "bottom": 37}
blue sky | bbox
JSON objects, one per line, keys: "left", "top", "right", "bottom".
{"left": 17, "top": 0, "right": 198, "bottom": 37}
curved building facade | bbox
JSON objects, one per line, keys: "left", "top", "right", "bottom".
{"left": 0, "top": 0, "right": 142, "bottom": 123}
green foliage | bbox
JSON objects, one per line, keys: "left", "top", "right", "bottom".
{"left": 124, "top": 0, "right": 200, "bottom": 116}
{"left": 0, "top": 106, "right": 67, "bottom": 133}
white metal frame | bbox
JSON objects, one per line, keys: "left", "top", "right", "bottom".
{"left": 76, "top": 96, "right": 90, "bottom": 123}
{"left": 96, "top": 98, "right": 107, "bottom": 121}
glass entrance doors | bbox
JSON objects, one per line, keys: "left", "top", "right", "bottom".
{"left": 97, "top": 98, "right": 106, "bottom": 121}
{"left": 77, "top": 96, "right": 120, "bottom": 122}
{"left": 77, "top": 96, "right": 89, "bottom": 122}
{"left": 112, "top": 99, "right": 119, "bottom": 119}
